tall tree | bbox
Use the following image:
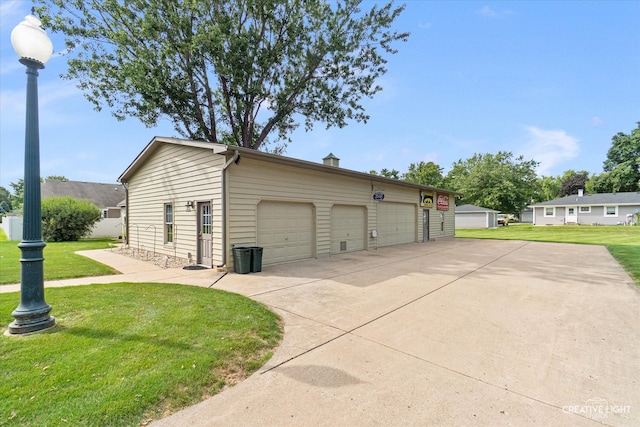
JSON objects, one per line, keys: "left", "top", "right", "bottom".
{"left": 9, "top": 179, "right": 24, "bottom": 212}
{"left": 37, "top": 0, "right": 409, "bottom": 152}
{"left": 534, "top": 175, "right": 561, "bottom": 203}
{"left": 558, "top": 170, "right": 590, "bottom": 197}
{"left": 598, "top": 122, "right": 640, "bottom": 192}
{"left": 403, "top": 161, "right": 444, "bottom": 188}
{"left": 444, "top": 152, "right": 539, "bottom": 215}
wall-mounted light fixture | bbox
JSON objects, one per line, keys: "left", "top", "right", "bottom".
{"left": 185, "top": 201, "right": 195, "bottom": 211}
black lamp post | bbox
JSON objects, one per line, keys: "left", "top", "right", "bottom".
{"left": 7, "top": 13, "right": 55, "bottom": 335}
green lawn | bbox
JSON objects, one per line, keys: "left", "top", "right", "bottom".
{"left": 0, "top": 283, "right": 282, "bottom": 426}
{"left": 0, "top": 239, "right": 118, "bottom": 285}
{"left": 455, "top": 224, "right": 640, "bottom": 285}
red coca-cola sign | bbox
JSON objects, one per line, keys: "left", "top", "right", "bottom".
{"left": 436, "top": 193, "right": 449, "bottom": 210}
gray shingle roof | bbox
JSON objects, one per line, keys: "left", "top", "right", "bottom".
{"left": 531, "top": 192, "right": 640, "bottom": 207}
{"left": 41, "top": 180, "right": 124, "bottom": 209}
{"left": 455, "top": 204, "right": 500, "bottom": 213}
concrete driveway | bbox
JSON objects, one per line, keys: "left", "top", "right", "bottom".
{"left": 145, "top": 238, "right": 640, "bottom": 426}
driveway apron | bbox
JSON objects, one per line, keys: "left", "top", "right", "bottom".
{"left": 82, "top": 240, "right": 640, "bottom": 426}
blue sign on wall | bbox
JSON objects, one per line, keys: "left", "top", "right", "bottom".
{"left": 373, "top": 192, "right": 385, "bottom": 201}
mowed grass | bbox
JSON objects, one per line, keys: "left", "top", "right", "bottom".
{"left": 455, "top": 224, "right": 640, "bottom": 285}
{"left": 0, "top": 283, "right": 282, "bottom": 426}
{"left": 0, "top": 237, "right": 118, "bottom": 285}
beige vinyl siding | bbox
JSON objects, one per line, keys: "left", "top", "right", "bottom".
{"left": 126, "top": 144, "right": 224, "bottom": 265}
{"left": 226, "top": 157, "right": 455, "bottom": 265}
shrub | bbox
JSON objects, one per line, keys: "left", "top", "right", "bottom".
{"left": 42, "top": 196, "right": 102, "bottom": 241}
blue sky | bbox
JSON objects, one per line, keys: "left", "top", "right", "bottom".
{"left": 1, "top": 0, "right": 639, "bottom": 190}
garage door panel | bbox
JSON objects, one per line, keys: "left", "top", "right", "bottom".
{"left": 331, "top": 205, "right": 366, "bottom": 254}
{"left": 377, "top": 203, "right": 416, "bottom": 247}
{"left": 258, "top": 202, "right": 313, "bottom": 264}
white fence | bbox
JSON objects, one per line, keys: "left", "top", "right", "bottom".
{"left": 1, "top": 217, "right": 122, "bottom": 240}
{"left": 1, "top": 216, "right": 23, "bottom": 240}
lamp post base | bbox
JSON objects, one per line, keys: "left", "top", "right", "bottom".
{"left": 8, "top": 310, "right": 55, "bottom": 335}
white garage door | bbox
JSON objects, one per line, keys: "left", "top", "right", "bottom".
{"left": 257, "top": 202, "right": 314, "bottom": 265}
{"left": 377, "top": 202, "right": 416, "bottom": 247}
{"left": 331, "top": 205, "right": 366, "bottom": 254}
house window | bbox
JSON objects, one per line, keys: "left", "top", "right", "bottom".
{"left": 544, "top": 207, "right": 555, "bottom": 217}
{"left": 579, "top": 206, "right": 591, "bottom": 213}
{"left": 164, "top": 203, "right": 174, "bottom": 244}
{"left": 102, "top": 209, "right": 108, "bottom": 219}
{"left": 604, "top": 205, "right": 617, "bottom": 217}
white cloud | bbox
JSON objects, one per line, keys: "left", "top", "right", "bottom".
{"left": 418, "top": 22, "right": 432, "bottom": 29}
{"left": 478, "top": 6, "right": 498, "bottom": 17}
{"left": 0, "top": 1, "right": 24, "bottom": 28}
{"left": 477, "top": 6, "right": 513, "bottom": 18}
{"left": 590, "top": 116, "right": 604, "bottom": 127}
{"left": 521, "top": 126, "right": 580, "bottom": 175}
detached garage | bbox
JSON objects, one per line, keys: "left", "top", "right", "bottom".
{"left": 455, "top": 204, "right": 499, "bottom": 229}
{"left": 119, "top": 137, "right": 459, "bottom": 270}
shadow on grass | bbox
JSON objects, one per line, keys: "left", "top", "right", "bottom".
{"left": 61, "top": 325, "right": 194, "bottom": 351}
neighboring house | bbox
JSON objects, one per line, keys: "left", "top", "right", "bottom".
{"left": 455, "top": 204, "right": 499, "bottom": 228}
{"left": 118, "top": 137, "right": 461, "bottom": 269}
{"left": 41, "top": 179, "right": 125, "bottom": 238}
{"left": 530, "top": 190, "right": 640, "bottom": 226}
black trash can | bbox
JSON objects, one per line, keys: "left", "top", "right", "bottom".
{"left": 232, "top": 247, "right": 251, "bottom": 274}
{"left": 249, "top": 247, "right": 263, "bottom": 273}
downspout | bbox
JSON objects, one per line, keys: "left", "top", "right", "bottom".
{"left": 218, "top": 150, "right": 240, "bottom": 268}
{"left": 122, "top": 181, "right": 129, "bottom": 246}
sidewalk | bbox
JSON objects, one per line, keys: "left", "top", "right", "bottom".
{"left": 0, "top": 249, "right": 227, "bottom": 293}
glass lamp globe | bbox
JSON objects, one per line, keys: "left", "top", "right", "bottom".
{"left": 11, "top": 14, "right": 53, "bottom": 66}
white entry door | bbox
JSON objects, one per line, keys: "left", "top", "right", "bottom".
{"left": 566, "top": 206, "right": 578, "bottom": 223}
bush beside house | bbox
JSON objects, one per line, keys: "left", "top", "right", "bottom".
{"left": 42, "top": 196, "right": 102, "bottom": 241}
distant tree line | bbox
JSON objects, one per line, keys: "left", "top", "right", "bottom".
{"left": 369, "top": 122, "right": 640, "bottom": 216}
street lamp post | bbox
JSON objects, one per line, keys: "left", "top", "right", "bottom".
{"left": 7, "top": 14, "right": 55, "bottom": 335}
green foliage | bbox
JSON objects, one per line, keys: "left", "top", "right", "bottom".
{"left": 36, "top": 0, "right": 408, "bottom": 152}
{"left": 44, "top": 175, "right": 68, "bottom": 182}
{"left": 9, "top": 179, "right": 24, "bottom": 212}
{"left": 369, "top": 168, "right": 401, "bottom": 179}
{"left": 403, "top": 161, "right": 444, "bottom": 187}
{"left": 445, "top": 152, "right": 539, "bottom": 215}
{"left": 558, "top": 170, "right": 590, "bottom": 197}
{"left": 602, "top": 122, "right": 640, "bottom": 191}
{"left": 0, "top": 186, "right": 11, "bottom": 214}
{"left": 534, "top": 175, "right": 561, "bottom": 202}
{"left": 41, "top": 196, "right": 102, "bottom": 242}
{"left": 0, "top": 283, "right": 282, "bottom": 426}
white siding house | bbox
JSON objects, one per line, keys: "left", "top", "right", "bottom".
{"left": 119, "top": 137, "right": 460, "bottom": 269}
{"left": 530, "top": 191, "right": 640, "bottom": 226}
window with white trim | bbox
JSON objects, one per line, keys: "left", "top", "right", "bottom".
{"left": 604, "top": 205, "right": 617, "bottom": 217}
{"left": 544, "top": 207, "right": 555, "bottom": 217}
{"left": 579, "top": 206, "right": 591, "bottom": 213}
{"left": 164, "top": 203, "right": 174, "bottom": 244}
